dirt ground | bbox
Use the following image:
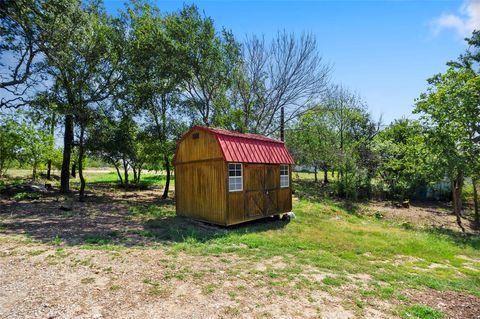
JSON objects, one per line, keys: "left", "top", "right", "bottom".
{"left": 361, "top": 201, "right": 479, "bottom": 234}
{"left": 0, "top": 187, "right": 479, "bottom": 318}
{"left": 0, "top": 240, "right": 375, "bottom": 319}
{"left": 403, "top": 289, "right": 480, "bottom": 319}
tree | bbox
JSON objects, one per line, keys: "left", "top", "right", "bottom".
{"left": 0, "top": 0, "right": 44, "bottom": 108}
{"left": 35, "top": 0, "right": 124, "bottom": 197}
{"left": 87, "top": 112, "right": 145, "bottom": 186}
{"left": 286, "top": 108, "right": 336, "bottom": 183}
{"left": 0, "top": 118, "right": 22, "bottom": 177}
{"left": 414, "top": 30, "right": 480, "bottom": 230}
{"left": 167, "top": 5, "right": 241, "bottom": 127}
{"left": 28, "top": 90, "right": 59, "bottom": 180}
{"left": 415, "top": 68, "right": 480, "bottom": 231}
{"left": 286, "top": 86, "right": 379, "bottom": 201}
{"left": 18, "top": 123, "right": 53, "bottom": 181}
{"left": 124, "top": 2, "right": 189, "bottom": 198}
{"left": 321, "top": 86, "right": 379, "bottom": 199}
{"left": 375, "top": 119, "right": 432, "bottom": 200}
{"left": 233, "top": 32, "right": 330, "bottom": 138}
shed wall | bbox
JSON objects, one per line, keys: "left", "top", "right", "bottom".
{"left": 226, "top": 164, "right": 292, "bottom": 225}
{"left": 175, "top": 129, "right": 223, "bottom": 164}
{"left": 175, "top": 160, "right": 227, "bottom": 225}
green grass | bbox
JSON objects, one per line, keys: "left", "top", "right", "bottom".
{"left": 202, "top": 283, "right": 217, "bottom": 295}
{"left": 167, "top": 198, "right": 480, "bottom": 297}
{"left": 142, "top": 278, "right": 169, "bottom": 297}
{"left": 322, "top": 276, "right": 344, "bottom": 287}
{"left": 128, "top": 205, "right": 175, "bottom": 220}
{"left": 2, "top": 169, "right": 479, "bottom": 303}
{"left": 13, "top": 192, "right": 41, "bottom": 201}
{"left": 80, "top": 277, "right": 95, "bottom": 284}
{"left": 2, "top": 168, "right": 174, "bottom": 189}
{"left": 86, "top": 171, "right": 174, "bottom": 187}
{"left": 396, "top": 304, "right": 444, "bottom": 319}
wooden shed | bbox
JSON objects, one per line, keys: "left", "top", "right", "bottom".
{"left": 174, "top": 125, "right": 294, "bottom": 226}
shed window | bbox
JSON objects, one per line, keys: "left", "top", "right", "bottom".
{"left": 280, "top": 165, "right": 289, "bottom": 188}
{"left": 228, "top": 163, "right": 243, "bottom": 192}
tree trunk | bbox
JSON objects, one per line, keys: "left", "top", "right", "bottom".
{"left": 314, "top": 165, "right": 318, "bottom": 183}
{"left": 60, "top": 115, "right": 74, "bottom": 193}
{"left": 323, "top": 168, "right": 329, "bottom": 184}
{"left": 123, "top": 158, "right": 129, "bottom": 186}
{"left": 71, "top": 162, "right": 76, "bottom": 178}
{"left": 46, "top": 160, "right": 52, "bottom": 180}
{"left": 452, "top": 173, "right": 465, "bottom": 233}
{"left": 32, "top": 161, "right": 37, "bottom": 181}
{"left": 132, "top": 166, "right": 138, "bottom": 184}
{"left": 280, "top": 106, "right": 285, "bottom": 141}
{"left": 137, "top": 166, "right": 142, "bottom": 183}
{"left": 162, "top": 155, "right": 170, "bottom": 199}
{"left": 114, "top": 163, "right": 123, "bottom": 184}
{"left": 473, "top": 177, "right": 479, "bottom": 227}
{"left": 331, "top": 170, "right": 334, "bottom": 178}
{"left": 78, "top": 125, "right": 86, "bottom": 202}
{"left": 46, "top": 111, "right": 55, "bottom": 181}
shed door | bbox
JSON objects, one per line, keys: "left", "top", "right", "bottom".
{"left": 244, "top": 164, "right": 265, "bottom": 218}
{"left": 264, "top": 165, "right": 279, "bottom": 216}
{"left": 244, "top": 164, "right": 280, "bottom": 218}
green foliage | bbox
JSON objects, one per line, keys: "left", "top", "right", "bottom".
{"left": 0, "top": 118, "right": 23, "bottom": 176}
{"left": 165, "top": 4, "right": 242, "bottom": 126}
{"left": 18, "top": 123, "right": 54, "bottom": 180}
{"left": 414, "top": 31, "right": 480, "bottom": 226}
{"left": 375, "top": 119, "right": 432, "bottom": 199}
{"left": 13, "top": 191, "right": 41, "bottom": 201}
{"left": 0, "top": 115, "right": 54, "bottom": 179}
{"left": 287, "top": 87, "right": 380, "bottom": 200}
{"left": 286, "top": 109, "right": 336, "bottom": 181}
{"left": 415, "top": 66, "right": 479, "bottom": 182}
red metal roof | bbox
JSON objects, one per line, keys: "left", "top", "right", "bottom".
{"left": 189, "top": 125, "right": 294, "bottom": 164}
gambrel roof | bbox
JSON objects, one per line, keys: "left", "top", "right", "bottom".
{"left": 183, "top": 125, "right": 294, "bottom": 164}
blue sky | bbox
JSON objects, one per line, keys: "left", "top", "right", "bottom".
{"left": 104, "top": 0, "right": 479, "bottom": 124}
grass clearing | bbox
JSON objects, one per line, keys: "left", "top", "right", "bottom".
{"left": 1, "top": 170, "right": 479, "bottom": 318}
{"left": 165, "top": 197, "right": 480, "bottom": 298}
{"left": 396, "top": 304, "right": 444, "bottom": 319}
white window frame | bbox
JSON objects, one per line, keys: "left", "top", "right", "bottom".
{"left": 280, "top": 165, "right": 289, "bottom": 188}
{"left": 228, "top": 163, "right": 243, "bottom": 192}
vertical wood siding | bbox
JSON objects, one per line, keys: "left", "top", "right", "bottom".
{"left": 227, "top": 191, "right": 245, "bottom": 224}
{"left": 176, "top": 160, "right": 226, "bottom": 224}
{"left": 175, "top": 129, "right": 223, "bottom": 164}
{"left": 265, "top": 165, "right": 280, "bottom": 215}
{"left": 244, "top": 164, "right": 265, "bottom": 218}
{"left": 226, "top": 164, "right": 291, "bottom": 225}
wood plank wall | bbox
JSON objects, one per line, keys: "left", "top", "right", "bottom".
{"left": 227, "top": 164, "right": 292, "bottom": 225}
{"left": 176, "top": 160, "right": 226, "bottom": 224}
{"left": 175, "top": 129, "right": 227, "bottom": 224}
{"left": 175, "top": 129, "right": 223, "bottom": 164}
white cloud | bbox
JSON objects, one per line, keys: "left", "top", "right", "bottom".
{"left": 431, "top": 0, "right": 480, "bottom": 36}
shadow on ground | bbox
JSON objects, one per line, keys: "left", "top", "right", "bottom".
{"left": 0, "top": 187, "right": 289, "bottom": 247}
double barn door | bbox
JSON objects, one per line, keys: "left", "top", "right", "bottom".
{"left": 244, "top": 164, "right": 280, "bottom": 218}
